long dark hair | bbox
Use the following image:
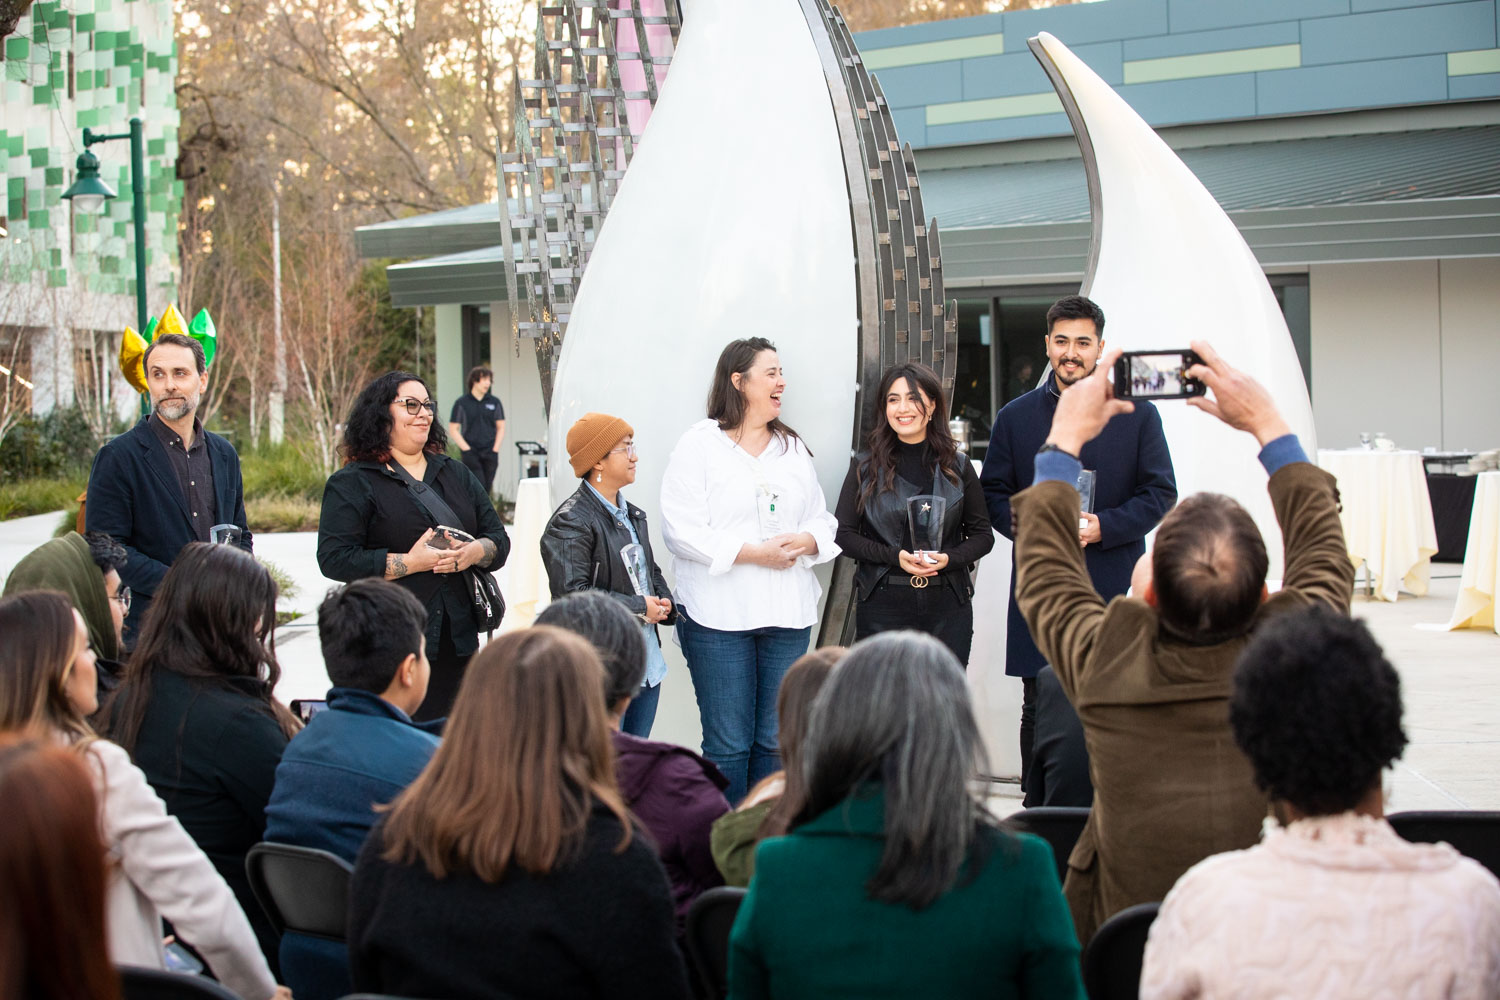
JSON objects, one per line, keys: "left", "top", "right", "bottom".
{"left": 103, "top": 544, "right": 300, "bottom": 755}
{"left": 858, "top": 363, "right": 959, "bottom": 513}
{"left": 0, "top": 592, "right": 93, "bottom": 746}
{"left": 380, "top": 627, "right": 632, "bottom": 880}
{"left": 706, "top": 337, "right": 804, "bottom": 449}
{"left": 0, "top": 735, "right": 121, "bottom": 1000}
{"left": 341, "top": 370, "right": 448, "bottom": 464}
{"left": 797, "top": 631, "right": 997, "bottom": 910}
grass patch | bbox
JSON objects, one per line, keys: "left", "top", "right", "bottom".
{"left": 0, "top": 476, "right": 87, "bottom": 521}
{"left": 240, "top": 443, "right": 328, "bottom": 503}
{"left": 258, "top": 556, "right": 301, "bottom": 602}
{"left": 247, "top": 493, "right": 320, "bottom": 533}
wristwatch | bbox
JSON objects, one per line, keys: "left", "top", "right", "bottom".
{"left": 1036, "top": 442, "right": 1079, "bottom": 461}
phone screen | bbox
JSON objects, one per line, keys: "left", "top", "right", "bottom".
{"left": 290, "top": 699, "right": 328, "bottom": 723}
{"left": 1115, "top": 351, "right": 1204, "bottom": 399}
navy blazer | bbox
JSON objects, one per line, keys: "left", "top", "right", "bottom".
{"left": 979, "top": 376, "right": 1176, "bottom": 677}
{"left": 85, "top": 416, "right": 252, "bottom": 642}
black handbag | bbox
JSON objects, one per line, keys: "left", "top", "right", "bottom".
{"left": 387, "top": 461, "right": 506, "bottom": 635}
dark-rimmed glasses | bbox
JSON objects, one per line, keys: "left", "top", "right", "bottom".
{"left": 393, "top": 397, "right": 437, "bottom": 415}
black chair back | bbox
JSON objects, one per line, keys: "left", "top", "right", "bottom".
{"left": 684, "top": 886, "right": 747, "bottom": 1000}
{"left": 1082, "top": 902, "right": 1159, "bottom": 1000}
{"left": 1387, "top": 810, "right": 1500, "bottom": 880}
{"left": 119, "top": 965, "right": 243, "bottom": 1000}
{"left": 245, "top": 841, "right": 355, "bottom": 941}
{"left": 1009, "top": 806, "right": 1090, "bottom": 884}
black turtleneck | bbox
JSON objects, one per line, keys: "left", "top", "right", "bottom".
{"left": 834, "top": 439, "right": 993, "bottom": 569}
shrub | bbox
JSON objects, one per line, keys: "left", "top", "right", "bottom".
{"left": 258, "top": 556, "right": 301, "bottom": 602}
{"left": 0, "top": 408, "right": 101, "bottom": 482}
{"left": 0, "top": 476, "right": 86, "bottom": 521}
{"left": 240, "top": 442, "right": 328, "bottom": 503}
{"left": 246, "top": 493, "right": 321, "bottom": 533}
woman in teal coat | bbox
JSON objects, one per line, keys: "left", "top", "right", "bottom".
{"left": 727, "top": 631, "right": 1084, "bottom": 1000}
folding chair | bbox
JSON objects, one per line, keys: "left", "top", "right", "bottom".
{"left": 684, "top": 886, "right": 747, "bottom": 1000}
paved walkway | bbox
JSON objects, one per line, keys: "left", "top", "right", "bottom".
{"left": 2, "top": 513, "right": 1496, "bottom": 807}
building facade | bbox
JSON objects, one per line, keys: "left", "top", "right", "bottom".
{"left": 1, "top": 0, "right": 180, "bottom": 418}
{"left": 357, "top": 0, "right": 1500, "bottom": 498}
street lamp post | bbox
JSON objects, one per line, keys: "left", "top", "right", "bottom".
{"left": 62, "top": 117, "right": 149, "bottom": 414}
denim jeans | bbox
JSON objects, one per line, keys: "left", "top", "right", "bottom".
{"left": 620, "top": 681, "right": 661, "bottom": 739}
{"left": 676, "top": 606, "right": 812, "bottom": 804}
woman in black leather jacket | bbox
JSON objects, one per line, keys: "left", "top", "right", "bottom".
{"left": 540, "top": 412, "right": 676, "bottom": 737}
{"left": 833, "top": 363, "right": 993, "bottom": 665}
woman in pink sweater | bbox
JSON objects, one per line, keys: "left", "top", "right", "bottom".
{"left": 1141, "top": 606, "right": 1500, "bottom": 999}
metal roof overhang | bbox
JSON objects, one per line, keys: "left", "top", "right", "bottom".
{"left": 365, "top": 124, "right": 1500, "bottom": 305}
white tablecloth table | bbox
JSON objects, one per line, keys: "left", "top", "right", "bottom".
{"left": 503, "top": 476, "right": 555, "bottom": 629}
{"left": 1445, "top": 471, "right": 1500, "bottom": 634}
{"left": 1317, "top": 449, "right": 1438, "bottom": 602}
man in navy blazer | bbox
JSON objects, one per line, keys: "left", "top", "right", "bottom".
{"left": 980, "top": 296, "right": 1176, "bottom": 804}
{"left": 85, "top": 333, "right": 251, "bottom": 646}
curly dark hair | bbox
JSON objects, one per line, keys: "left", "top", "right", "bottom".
{"left": 341, "top": 370, "right": 448, "bottom": 464}
{"left": 1230, "top": 605, "right": 1407, "bottom": 817}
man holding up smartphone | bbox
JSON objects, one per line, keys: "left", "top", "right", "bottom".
{"left": 979, "top": 295, "right": 1177, "bottom": 806}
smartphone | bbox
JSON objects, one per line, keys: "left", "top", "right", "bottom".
{"left": 290, "top": 699, "right": 328, "bottom": 723}
{"left": 425, "top": 525, "right": 476, "bottom": 550}
{"left": 1114, "top": 350, "right": 1206, "bottom": 400}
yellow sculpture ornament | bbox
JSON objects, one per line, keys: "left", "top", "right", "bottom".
{"left": 119, "top": 326, "right": 149, "bottom": 394}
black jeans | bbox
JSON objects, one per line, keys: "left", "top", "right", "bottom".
{"left": 461, "top": 448, "right": 498, "bottom": 496}
{"left": 854, "top": 577, "right": 973, "bottom": 666}
{"left": 413, "top": 616, "right": 472, "bottom": 722}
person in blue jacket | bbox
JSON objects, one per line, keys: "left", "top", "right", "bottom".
{"left": 264, "top": 579, "right": 442, "bottom": 1000}
{"left": 979, "top": 295, "right": 1176, "bottom": 805}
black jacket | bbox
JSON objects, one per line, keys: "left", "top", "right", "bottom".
{"left": 118, "top": 668, "right": 289, "bottom": 971}
{"left": 540, "top": 483, "right": 677, "bottom": 629}
{"left": 349, "top": 807, "right": 693, "bottom": 1000}
{"left": 317, "top": 455, "right": 510, "bottom": 655}
{"left": 84, "top": 417, "right": 252, "bottom": 643}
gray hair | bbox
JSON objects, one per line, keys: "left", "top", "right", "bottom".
{"left": 534, "top": 591, "right": 645, "bottom": 707}
{"left": 799, "top": 630, "right": 992, "bottom": 909}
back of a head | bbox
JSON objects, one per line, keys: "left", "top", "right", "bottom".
{"left": 106, "top": 543, "right": 284, "bottom": 753}
{"left": 535, "top": 591, "right": 646, "bottom": 709}
{"left": 1152, "top": 493, "right": 1268, "bottom": 644}
{"left": 0, "top": 735, "right": 120, "bottom": 1000}
{"left": 318, "top": 579, "right": 429, "bottom": 694}
{"left": 381, "top": 626, "right": 629, "bottom": 881}
{"left": 1231, "top": 606, "right": 1406, "bottom": 816}
{"left": 801, "top": 631, "right": 987, "bottom": 909}
{"left": 0, "top": 591, "right": 85, "bottom": 737}
{"left": 758, "top": 646, "right": 845, "bottom": 839}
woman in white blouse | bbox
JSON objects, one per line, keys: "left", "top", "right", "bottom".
{"left": 0, "top": 590, "right": 286, "bottom": 1000}
{"left": 661, "top": 337, "right": 839, "bottom": 804}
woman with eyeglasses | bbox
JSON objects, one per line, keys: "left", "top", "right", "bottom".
{"left": 318, "top": 370, "right": 511, "bottom": 721}
{"left": 540, "top": 413, "right": 676, "bottom": 737}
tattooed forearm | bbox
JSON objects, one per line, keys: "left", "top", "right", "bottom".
{"left": 478, "top": 538, "right": 497, "bottom": 567}
{"left": 385, "top": 553, "right": 409, "bottom": 579}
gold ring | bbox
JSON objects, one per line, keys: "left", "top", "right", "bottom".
{"left": 910, "top": 575, "right": 928, "bottom": 589}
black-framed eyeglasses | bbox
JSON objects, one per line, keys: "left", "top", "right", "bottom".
{"left": 393, "top": 397, "right": 437, "bottom": 415}
{"left": 112, "top": 586, "right": 131, "bottom": 614}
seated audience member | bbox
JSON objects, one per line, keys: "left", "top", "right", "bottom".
{"left": 536, "top": 591, "right": 729, "bottom": 925}
{"left": 711, "top": 646, "right": 843, "bottom": 887}
{"left": 348, "top": 627, "right": 692, "bottom": 1000}
{"left": 102, "top": 543, "right": 301, "bottom": 972}
{"left": 0, "top": 734, "right": 122, "bottom": 1000}
{"left": 0, "top": 592, "right": 283, "bottom": 1000}
{"left": 4, "top": 531, "right": 129, "bottom": 698}
{"left": 264, "top": 578, "right": 442, "bottom": 1000}
{"left": 1010, "top": 341, "right": 1355, "bottom": 943}
{"left": 1140, "top": 608, "right": 1500, "bottom": 998}
{"left": 728, "top": 631, "right": 1084, "bottom": 999}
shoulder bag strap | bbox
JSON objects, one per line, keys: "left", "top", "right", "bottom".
{"left": 386, "top": 460, "right": 466, "bottom": 528}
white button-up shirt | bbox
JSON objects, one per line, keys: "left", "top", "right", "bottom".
{"left": 660, "top": 418, "right": 839, "bottom": 631}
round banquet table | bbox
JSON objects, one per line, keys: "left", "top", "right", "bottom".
{"left": 1445, "top": 471, "right": 1500, "bottom": 634}
{"left": 1317, "top": 449, "right": 1439, "bottom": 603}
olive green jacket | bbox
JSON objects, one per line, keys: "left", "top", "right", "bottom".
{"left": 1013, "top": 460, "right": 1354, "bottom": 944}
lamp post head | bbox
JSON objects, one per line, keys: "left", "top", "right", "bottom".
{"left": 62, "top": 149, "right": 118, "bottom": 214}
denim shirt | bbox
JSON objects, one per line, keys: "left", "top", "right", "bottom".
{"left": 586, "top": 482, "right": 669, "bottom": 688}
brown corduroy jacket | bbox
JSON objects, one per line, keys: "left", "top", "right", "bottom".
{"left": 1013, "top": 460, "right": 1354, "bottom": 944}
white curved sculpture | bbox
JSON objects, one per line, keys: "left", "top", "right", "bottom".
{"left": 1030, "top": 31, "right": 1317, "bottom": 574}
{"left": 549, "top": 0, "right": 858, "bottom": 607}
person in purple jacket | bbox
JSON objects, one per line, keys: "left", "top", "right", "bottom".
{"left": 536, "top": 592, "right": 730, "bottom": 926}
